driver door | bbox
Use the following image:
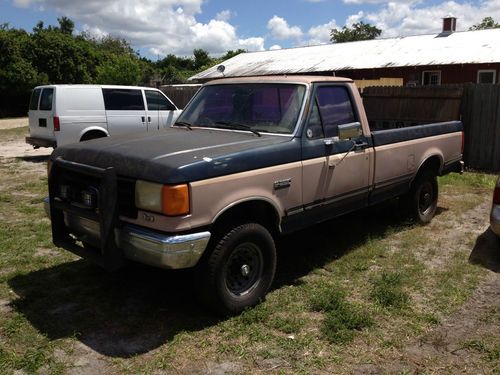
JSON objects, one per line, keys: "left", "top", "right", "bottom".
{"left": 301, "top": 84, "right": 373, "bottom": 221}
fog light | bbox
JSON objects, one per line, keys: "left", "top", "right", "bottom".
{"left": 81, "top": 188, "right": 98, "bottom": 208}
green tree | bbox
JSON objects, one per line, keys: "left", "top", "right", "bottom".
{"left": 330, "top": 21, "right": 382, "bottom": 43}
{"left": 57, "top": 16, "right": 74, "bottom": 35}
{"left": 193, "top": 48, "right": 212, "bottom": 70}
{"left": 30, "top": 26, "right": 97, "bottom": 83}
{"left": 469, "top": 17, "right": 500, "bottom": 30}
{"left": 96, "top": 54, "right": 142, "bottom": 85}
{"left": 220, "top": 49, "right": 245, "bottom": 60}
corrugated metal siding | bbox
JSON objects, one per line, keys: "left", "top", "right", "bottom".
{"left": 190, "top": 29, "right": 500, "bottom": 81}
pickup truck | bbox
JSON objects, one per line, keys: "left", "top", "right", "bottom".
{"left": 46, "top": 76, "right": 463, "bottom": 314}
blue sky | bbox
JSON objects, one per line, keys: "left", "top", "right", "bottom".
{"left": 1, "top": 0, "right": 498, "bottom": 58}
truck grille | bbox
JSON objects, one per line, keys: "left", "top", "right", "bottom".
{"left": 53, "top": 168, "right": 137, "bottom": 219}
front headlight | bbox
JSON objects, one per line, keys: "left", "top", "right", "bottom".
{"left": 135, "top": 180, "right": 190, "bottom": 216}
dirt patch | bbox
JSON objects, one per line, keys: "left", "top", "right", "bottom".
{"left": 54, "top": 342, "right": 113, "bottom": 375}
{"left": 0, "top": 298, "right": 13, "bottom": 313}
{"left": 0, "top": 117, "right": 28, "bottom": 130}
{"left": 405, "top": 272, "right": 499, "bottom": 372}
{"left": 0, "top": 138, "right": 52, "bottom": 159}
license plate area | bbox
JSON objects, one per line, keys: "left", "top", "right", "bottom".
{"left": 49, "top": 157, "right": 126, "bottom": 270}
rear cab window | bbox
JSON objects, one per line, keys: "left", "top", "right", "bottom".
{"left": 102, "top": 89, "right": 145, "bottom": 110}
{"left": 29, "top": 88, "right": 42, "bottom": 110}
{"left": 145, "top": 90, "right": 176, "bottom": 111}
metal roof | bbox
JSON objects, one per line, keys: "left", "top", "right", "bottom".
{"left": 190, "top": 29, "right": 500, "bottom": 81}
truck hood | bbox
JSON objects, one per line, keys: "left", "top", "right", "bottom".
{"left": 51, "top": 127, "right": 301, "bottom": 184}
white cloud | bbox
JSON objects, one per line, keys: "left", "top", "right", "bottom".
{"left": 267, "top": 15, "right": 303, "bottom": 40}
{"left": 306, "top": 19, "right": 338, "bottom": 45}
{"left": 13, "top": 0, "right": 264, "bottom": 55}
{"left": 269, "top": 44, "right": 282, "bottom": 50}
{"left": 362, "top": 1, "right": 500, "bottom": 37}
{"left": 13, "top": 0, "right": 31, "bottom": 7}
{"left": 345, "top": 11, "right": 364, "bottom": 27}
{"left": 215, "top": 9, "right": 233, "bottom": 22}
{"left": 342, "top": 0, "right": 414, "bottom": 4}
{"left": 238, "top": 37, "right": 265, "bottom": 51}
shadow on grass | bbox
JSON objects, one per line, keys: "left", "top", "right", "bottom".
{"left": 469, "top": 229, "right": 500, "bottom": 273}
{"left": 273, "top": 200, "right": 446, "bottom": 288}
{"left": 8, "top": 199, "right": 440, "bottom": 357}
{"left": 17, "top": 155, "right": 50, "bottom": 163}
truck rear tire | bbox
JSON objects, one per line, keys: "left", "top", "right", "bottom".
{"left": 409, "top": 169, "right": 438, "bottom": 224}
{"left": 195, "top": 223, "right": 276, "bottom": 315}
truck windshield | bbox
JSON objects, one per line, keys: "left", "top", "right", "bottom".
{"left": 176, "top": 83, "right": 306, "bottom": 135}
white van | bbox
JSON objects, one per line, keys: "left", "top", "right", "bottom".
{"left": 26, "top": 85, "right": 182, "bottom": 148}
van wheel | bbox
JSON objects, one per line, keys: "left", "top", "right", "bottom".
{"left": 195, "top": 223, "right": 276, "bottom": 315}
{"left": 80, "top": 131, "right": 106, "bottom": 142}
{"left": 409, "top": 169, "right": 438, "bottom": 224}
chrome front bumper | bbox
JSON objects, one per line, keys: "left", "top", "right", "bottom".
{"left": 44, "top": 198, "right": 211, "bottom": 269}
{"left": 490, "top": 204, "right": 500, "bottom": 237}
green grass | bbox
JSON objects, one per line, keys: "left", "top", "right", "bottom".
{"left": 309, "top": 286, "right": 373, "bottom": 343}
{"left": 0, "top": 125, "right": 28, "bottom": 138}
{"left": 370, "top": 271, "right": 410, "bottom": 310}
{"left": 0, "top": 156, "right": 496, "bottom": 374}
{"left": 462, "top": 339, "right": 500, "bottom": 363}
{"left": 439, "top": 171, "right": 497, "bottom": 189}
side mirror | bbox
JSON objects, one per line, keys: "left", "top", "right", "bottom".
{"left": 338, "top": 122, "right": 362, "bottom": 140}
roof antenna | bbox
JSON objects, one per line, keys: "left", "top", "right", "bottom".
{"left": 217, "top": 65, "right": 226, "bottom": 77}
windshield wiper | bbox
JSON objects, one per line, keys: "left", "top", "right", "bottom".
{"left": 173, "top": 121, "right": 193, "bottom": 130}
{"left": 213, "top": 121, "right": 261, "bottom": 137}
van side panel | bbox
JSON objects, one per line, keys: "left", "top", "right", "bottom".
{"left": 55, "top": 86, "right": 107, "bottom": 146}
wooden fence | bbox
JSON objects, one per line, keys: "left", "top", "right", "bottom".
{"left": 461, "top": 84, "right": 500, "bottom": 172}
{"left": 363, "top": 84, "right": 500, "bottom": 172}
{"left": 160, "top": 85, "right": 201, "bottom": 109}
{"left": 362, "top": 85, "right": 464, "bottom": 130}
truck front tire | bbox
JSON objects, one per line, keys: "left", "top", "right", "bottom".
{"left": 195, "top": 223, "right": 277, "bottom": 315}
{"left": 410, "top": 169, "right": 438, "bottom": 224}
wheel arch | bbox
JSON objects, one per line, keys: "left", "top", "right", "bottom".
{"left": 79, "top": 127, "right": 109, "bottom": 142}
{"left": 211, "top": 198, "right": 282, "bottom": 236}
{"left": 412, "top": 153, "right": 443, "bottom": 184}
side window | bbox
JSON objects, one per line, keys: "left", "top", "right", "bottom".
{"left": 145, "top": 90, "right": 176, "bottom": 111}
{"left": 102, "top": 89, "right": 145, "bottom": 110}
{"left": 306, "top": 86, "right": 356, "bottom": 139}
{"left": 29, "top": 88, "right": 42, "bottom": 110}
{"left": 39, "top": 88, "right": 54, "bottom": 111}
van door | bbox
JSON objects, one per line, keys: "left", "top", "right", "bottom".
{"left": 144, "top": 89, "right": 179, "bottom": 130}
{"left": 102, "top": 88, "right": 147, "bottom": 136}
{"left": 28, "top": 87, "right": 55, "bottom": 140}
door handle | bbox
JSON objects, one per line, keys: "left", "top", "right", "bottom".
{"left": 148, "top": 116, "right": 151, "bottom": 123}
{"left": 354, "top": 141, "right": 369, "bottom": 151}
{"left": 323, "top": 137, "right": 339, "bottom": 146}
{"left": 141, "top": 116, "right": 145, "bottom": 123}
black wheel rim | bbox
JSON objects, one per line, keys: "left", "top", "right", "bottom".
{"left": 224, "top": 242, "right": 263, "bottom": 296}
{"left": 418, "top": 181, "right": 434, "bottom": 215}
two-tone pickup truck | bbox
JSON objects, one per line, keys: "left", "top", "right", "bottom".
{"left": 46, "top": 76, "right": 463, "bottom": 314}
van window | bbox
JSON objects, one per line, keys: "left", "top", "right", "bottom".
{"left": 29, "top": 88, "right": 42, "bottom": 110}
{"left": 39, "top": 88, "right": 54, "bottom": 111}
{"left": 102, "top": 89, "right": 145, "bottom": 110}
{"left": 145, "top": 90, "right": 176, "bottom": 111}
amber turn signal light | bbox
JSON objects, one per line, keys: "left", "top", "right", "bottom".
{"left": 162, "top": 184, "right": 190, "bottom": 216}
